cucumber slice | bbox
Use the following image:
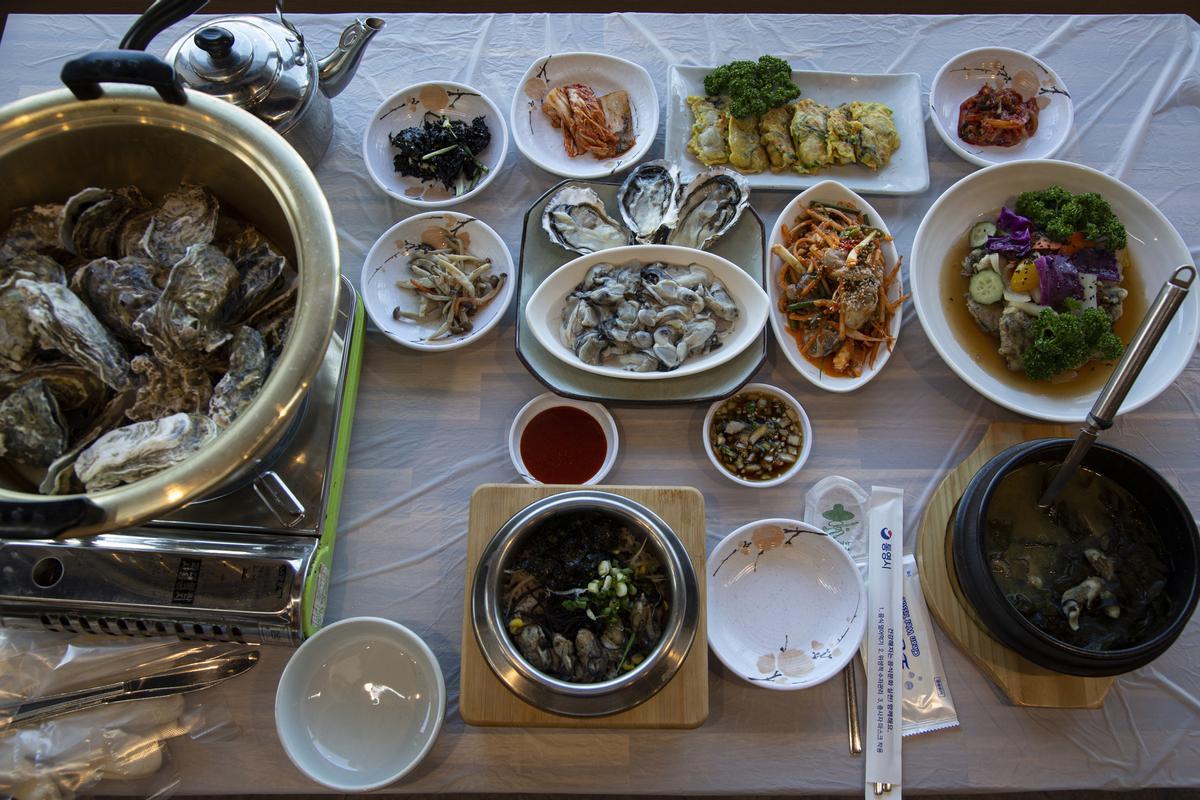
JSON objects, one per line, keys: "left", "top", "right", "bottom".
{"left": 969, "top": 221, "right": 997, "bottom": 248}
{"left": 969, "top": 270, "right": 1004, "bottom": 305}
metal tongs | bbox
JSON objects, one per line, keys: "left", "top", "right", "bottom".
{"left": 1038, "top": 265, "right": 1195, "bottom": 507}
{"left": 0, "top": 648, "right": 258, "bottom": 731}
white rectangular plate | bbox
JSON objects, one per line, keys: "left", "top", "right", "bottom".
{"left": 665, "top": 65, "right": 930, "bottom": 195}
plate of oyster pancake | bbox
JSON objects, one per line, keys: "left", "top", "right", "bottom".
{"left": 0, "top": 183, "right": 295, "bottom": 496}
{"left": 664, "top": 65, "right": 929, "bottom": 195}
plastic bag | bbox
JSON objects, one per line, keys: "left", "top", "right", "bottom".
{"left": 0, "top": 630, "right": 248, "bottom": 800}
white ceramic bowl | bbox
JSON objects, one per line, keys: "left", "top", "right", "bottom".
{"left": 526, "top": 244, "right": 769, "bottom": 381}
{"left": 363, "top": 81, "right": 509, "bottom": 207}
{"left": 767, "top": 181, "right": 903, "bottom": 393}
{"left": 508, "top": 392, "right": 619, "bottom": 485}
{"left": 702, "top": 383, "right": 812, "bottom": 488}
{"left": 361, "top": 211, "right": 515, "bottom": 351}
{"left": 930, "top": 47, "right": 1073, "bottom": 168}
{"left": 707, "top": 519, "right": 867, "bottom": 690}
{"left": 510, "top": 52, "right": 658, "bottom": 179}
{"left": 275, "top": 617, "right": 445, "bottom": 792}
{"left": 910, "top": 159, "right": 1199, "bottom": 422}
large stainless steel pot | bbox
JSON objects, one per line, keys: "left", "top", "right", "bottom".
{"left": 0, "top": 79, "right": 339, "bottom": 538}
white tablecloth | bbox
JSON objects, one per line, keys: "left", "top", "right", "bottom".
{"left": 2, "top": 12, "right": 1199, "bottom": 794}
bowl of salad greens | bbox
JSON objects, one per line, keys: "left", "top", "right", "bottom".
{"left": 363, "top": 81, "right": 509, "bottom": 208}
{"left": 911, "top": 159, "right": 1198, "bottom": 422}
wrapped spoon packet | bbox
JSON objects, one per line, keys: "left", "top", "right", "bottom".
{"left": 805, "top": 476, "right": 959, "bottom": 737}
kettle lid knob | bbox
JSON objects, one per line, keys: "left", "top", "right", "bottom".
{"left": 194, "top": 27, "right": 236, "bottom": 62}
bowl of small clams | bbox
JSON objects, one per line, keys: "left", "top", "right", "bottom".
{"left": 0, "top": 78, "right": 339, "bottom": 538}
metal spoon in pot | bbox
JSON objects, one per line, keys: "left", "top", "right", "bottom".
{"left": 1038, "top": 265, "right": 1195, "bottom": 508}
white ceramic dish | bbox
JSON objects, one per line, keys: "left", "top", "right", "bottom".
{"left": 702, "top": 383, "right": 812, "bottom": 488}
{"left": 510, "top": 52, "right": 658, "bottom": 179}
{"left": 275, "top": 617, "right": 445, "bottom": 792}
{"left": 525, "top": 244, "right": 769, "bottom": 381}
{"left": 664, "top": 65, "right": 928, "bottom": 195}
{"left": 930, "top": 47, "right": 1073, "bottom": 168}
{"left": 707, "top": 519, "right": 866, "bottom": 690}
{"left": 363, "top": 81, "right": 509, "bottom": 208}
{"left": 361, "top": 211, "right": 515, "bottom": 351}
{"left": 767, "top": 181, "right": 902, "bottom": 393}
{"left": 910, "top": 159, "right": 1199, "bottom": 423}
{"left": 508, "top": 392, "right": 619, "bottom": 484}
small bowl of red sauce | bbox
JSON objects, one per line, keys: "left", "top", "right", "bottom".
{"left": 509, "top": 393, "right": 618, "bottom": 485}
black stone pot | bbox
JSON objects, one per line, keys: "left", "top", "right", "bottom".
{"left": 953, "top": 439, "right": 1200, "bottom": 677}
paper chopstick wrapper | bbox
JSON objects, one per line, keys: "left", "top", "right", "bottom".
{"left": 806, "top": 476, "right": 958, "bottom": 737}
{"left": 864, "top": 486, "right": 903, "bottom": 800}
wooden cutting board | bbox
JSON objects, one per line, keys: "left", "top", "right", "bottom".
{"left": 459, "top": 484, "right": 708, "bottom": 728}
{"left": 916, "top": 422, "right": 1115, "bottom": 709}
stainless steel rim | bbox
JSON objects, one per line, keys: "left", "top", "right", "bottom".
{"left": 471, "top": 490, "right": 699, "bottom": 717}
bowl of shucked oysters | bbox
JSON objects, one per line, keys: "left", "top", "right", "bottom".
{"left": 0, "top": 73, "right": 339, "bottom": 537}
{"left": 526, "top": 245, "right": 769, "bottom": 380}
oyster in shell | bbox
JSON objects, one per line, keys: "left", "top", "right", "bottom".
{"left": 71, "top": 256, "right": 165, "bottom": 341}
{"left": 139, "top": 184, "right": 219, "bottom": 266}
{"left": 225, "top": 228, "right": 288, "bottom": 323}
{"left": 3, "top": 252, "right": 66, "bottom": 286}
{"left": 117, "top": 209, "right": 154, "bottom": 259}
{"left": 542, "top": 185, "right": 631, "bottom": 255}
{"left": 59, "top": 188, "right": 113, "bottom": 254}
{"left": 74, "top": 412, "right": 218, "bottom": 493}
{"left": 209, "top": 326, "right": 268, "bottom": 429}
{"left": 16, "top": 279, "right": 131, "bottom": 390}
{"left": 127, "top": 352, "right": 213, "bottom": 423}
{"left": 0, "top": 204, "right": 68, "bottom": 265}
{"left": 245, "top": 273, "right": 296, "bottom": 359}
{"left": 616, "top": 160, "right": 681, "bottom": 243}
{"left": 134, "top": 244, "right": 239, "bottom": 353}
{"left": 0, "top": 379, "right": 68, "bottom": 467}
{"left": 0, "top": 362, "right": 108, "bottom": 416}
{"left": 666, "top": 168, "right": 750, "bottom": 251}
{"left": 40, "top": 388, "right": 135, "bottom": 495}
{"left": 1, "top": 255, "right": 67, "bottom": 371}
{"left": 68, "top": 186, "right": 150, "bottom": 259}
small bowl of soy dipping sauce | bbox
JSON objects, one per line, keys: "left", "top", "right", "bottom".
{"left": 509, "top": 393, "right": 619, "bottom": 485}
{"left": 702, "top": 383, "right": 812, "bottom": 488}
{"left": 953, "top": 439, "right": 1200, "bottom": 677}
{"left": 274, "top": 617, "right": 445, "bottom": 791}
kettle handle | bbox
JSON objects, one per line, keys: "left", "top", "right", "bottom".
{"left": 0, "top": 498, "right": 105, "bottom": 540}
{"left": 119, "top": 0, "right": 210, "bottom": 51}
{"left": 61, "top": 50, "right": 187, "bottom": 105}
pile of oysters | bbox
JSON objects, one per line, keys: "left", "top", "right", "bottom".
{"left": 0, "top": 183, "right": 295, "bottom": 495}
{"left": 542, "top": 160, "right": 750, "bottom": 255}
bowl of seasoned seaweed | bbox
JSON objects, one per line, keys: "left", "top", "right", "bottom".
{"left": 952, "top": 438, "right": 1200, "bottom": 677}
{"left": 471, "top": 490, "right": 699, "bottom": 717}
{"left": 363, "top": 81, "right": 508, "bottom": 208}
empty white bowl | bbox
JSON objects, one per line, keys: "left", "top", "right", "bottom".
{"left": 510, "top": 52, "right": 658, "bottom": 179}
{"left": 702, "top": 383, "right": 812, "bottom": 488}
{"left": 363, "top": 81, "right": 509, "bottom": 207}
{"left": 361, "top": 211, "right": 515, "bottom": 351}
{"left": 707, "top": 519, "right": 867, "bottom": 690}
{"left": 508, "top": 392, "right": 619, "bottom": 485}
{"left": 767, "top": 181, "right": 903, "bottom": 393}
{"left": 930, "top": 47, "right": 1073, "bottom": 168}
{"left": 275, "top": 617, "right": 445, "bottom": 792}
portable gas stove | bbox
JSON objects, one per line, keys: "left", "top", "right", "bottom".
{"left": 0, "top": 277, "right": 364, "bottom": 646}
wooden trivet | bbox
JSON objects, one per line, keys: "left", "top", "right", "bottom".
{"left": 459, "top": 484, "right": 708, "bottom": 728}
{"left": 915, "top": 422, "right": 1115, "bottom": 709}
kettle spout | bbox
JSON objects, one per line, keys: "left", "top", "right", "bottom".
{"left": 316, "top": 17, "right": 384, "bottom": 98}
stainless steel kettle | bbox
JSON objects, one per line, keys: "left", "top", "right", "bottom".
{"left": 126, "top": 0, "right": 384, "bottom": 167}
